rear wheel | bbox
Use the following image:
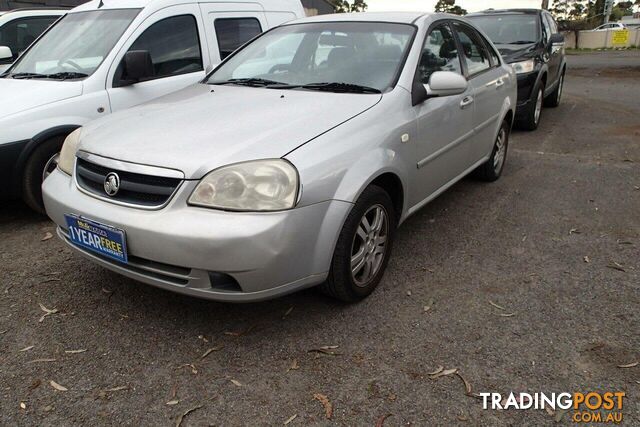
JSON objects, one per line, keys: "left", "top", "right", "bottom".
{"left": 474, "top": 119, "right": 510, "bottom": 182}
{"left": 518, "top": 83, "right": 544, "bottom": 131}
{"left": 321, "top": 185, "right": 396, "bottom": 302}
{"left": 544, "top": 71, "right": 564, "bottom": 108}
{"left": 22, "top": 136, "right": 65, "bottom": 214}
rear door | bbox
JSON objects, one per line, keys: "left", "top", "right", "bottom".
{"left": 452, "top": 21, "right": 506, "bottom": 164}
{"left": 106, "top": 4, "right": 209, "bottom": 112}
{"left": 410, "top": 21, "right": 475, "bottom": 209}
{"left": 199, "top": 3, "right": 267, "bottom": 66}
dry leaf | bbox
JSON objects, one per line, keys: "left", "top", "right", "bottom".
{"left": 27, "top": 358, "right": 56, "bottom": 363}
{"left": 488, "top": 300, "right": 506, "bottom": 311}
{"left": 283, "top": 414, "right": 297, "bottom": 425}
{"left": 201, "top": 345, "right": 223, "bottom": 359}
{"left": 103, "top": 386, "right": 128, "bottom": 392}
{"left": 423, "top": 299, "right": 434, "bottom": 313}
{"left": 224, "top": 325, "right": 255, "bottom": 337}
{"left": 230, "top": 379, "right": 242, "bottom": 387}
{"left": 65, "top": 349, "right": 87, "bottom": 354}
{"left": 375, "top": 414, "right": 392, "bottom": 427}
{"left": 606, "top": 262, "right": 626, "bottom": 272}
{"left": 283, "top": 307, "right": 294, "bottom": 318}
{"left": 617, "top": 362, "right": 639, "bottom": 368}
{"left": 38, "top": 303, "right": 59, "bottom": 323}
{"left": 313, "top": 393, "right": 332, "bottom": 419}
{"left": 50, "top": 380, "right": 68, "bottom": 392}
{"left": 166, "top": 400, "right": 180, "bottom": 406}
{"left": 569, "top": 228, "right": 581, "bottom": 235}
{"left": 496, "top": 312, "right": 516, "bottom": 317}
{"left": 20, "top": 402, "right": 26, "bottom": 410}
{"left": 177, "top": 364, "right": 198, "bottom": 374}
{"left": 456, "top": 372, "right": 473, "bottom": 395}
{"left": 427, "top": 366, "right": 444, "bottom": 376}
{"left": 545, "top": 407, "right": 556, "bottom": 417}
{"left": 19, "top": 345, "right": 35, "bottom": 352}
{"left": 101, "top": 288, "right": 113, "bottom": 294}
{"left": 41, "top": 232, "right": 53, "bottom": 241}
{"left": 28, "top": 379, "right": 42, "bottom": 391}
{"left": 288, "top": 359, "right": 299, "bottom": 371}
{"left": 309, "top": 345, "right": 340, "bottom": 356}
{"left": 583, "top": 256, "right": 590, "bottom": 263}
{"left": 406, "top": 290, "right": 412, "bottom": 296}
{"left": 175, "top": 405, "right": 203, "bottom": 427}
{"left": 430, "top": 368, "right": 458, "bottom": 379}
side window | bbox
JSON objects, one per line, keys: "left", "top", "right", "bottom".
{"left": 541, "top": 14, "right": 551, "bottom": 41}
{"left": 127, "top": 15, "right": 202, "bottom": 79}
{"left": 418, "top": 23, "right": 461, "bottom": 83}
{"left": 453, "top": 22, "right": 491, "bottom": 77}
{"left": 546, "top": 14, "right": 558, "bottom": 34}
{"left": 0, "top": 17, "right": 58, "bottom": 61}
{"left": 214, "top": 18, "right": 262, "bottom": 60}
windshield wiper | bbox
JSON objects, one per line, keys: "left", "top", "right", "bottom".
{"left": 505, "top": 40, "right": 537, "bottom": 45}
{"left": 210, "top": 78, "right": 284, "bottom": 87}
{"left": 9, "top": 71, "right": 88, "bottom": 80}
{"left": 282, "top": 82, "right": 382, "bottom": 94}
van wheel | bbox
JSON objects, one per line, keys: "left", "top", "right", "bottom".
{"left": 321, "top": 185, "right": 396, "bottom": 302}
{"left": 22, "top": 136, "right": 65, "bottom": 214}
{"left": 518, "top": 83, "right": 544, "bottom": 131}
{"left": 474, "top": 120, "right": 510, "bottom": 182}
{"left": 544, "top": 71, "right": 564, "bottom": 108}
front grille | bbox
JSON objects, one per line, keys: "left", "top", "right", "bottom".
{"left": 76, "top": 158, "right": 182, "bottom": 207}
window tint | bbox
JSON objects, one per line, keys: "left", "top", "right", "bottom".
{"left": 418, "top": 24, "right": 461, "bottom": 83}
{"left": 453, "top": 22, "right": 491, "bottom": 76}
{"left": 127, "top": 15, "right": 202, "bottom": 79}
{"left": 215, "top": 18, "right": 262, "bottom": 60}
{"left": 0, "top": 16, "right": 58, "bottom": 61}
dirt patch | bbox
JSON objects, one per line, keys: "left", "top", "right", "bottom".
{"left": 570, "top": 66, "right": 640, "bottom": 78}
{"left": 609, "top": 124, "right": 640, "bottom": 138}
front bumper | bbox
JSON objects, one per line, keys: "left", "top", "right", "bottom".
{"left": 43, "top": 168, "right": 352, "bottom": 302}
{"left": 514, "top": 71, "right": 539, "bottom": 116}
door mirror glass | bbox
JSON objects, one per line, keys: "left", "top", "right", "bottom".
{"left": 550, "top": 33, "right": 564, "bottom": 45}
{"left": 122, "top": 50, "right": 154, "bottom": 85}
{"left": 427, "top": 71, "right": 468, "bottom": 97}
{"left": 0, "top": 46, "right": 13, "bottom": 61}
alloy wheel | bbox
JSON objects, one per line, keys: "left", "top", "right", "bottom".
{"left": 351, "top": 204, "right": 388, "bottom": 287}
{"left": 493, "top": 127, "right": 507, "bottom": 174}
{"left": 42, "top": 152, "right": 60, "bottom": 181}
{"left": 534, "top": 88, "right": 543, "bottom": 125}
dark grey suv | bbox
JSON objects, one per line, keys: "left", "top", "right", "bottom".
{"left": 468, "top": 9, "right": 566, "bottom": 130}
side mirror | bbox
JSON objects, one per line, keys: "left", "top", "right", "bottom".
{"left": 122, "top": 50, "right": 154, "bottom": 84}
{"left": 550, "top": 33, "right": 565, "bottom": 45}
{"left": 427, "top": 71, "right": 468, "bottom": 97}
{"left": 0, "top": 46, "right": 13, "bottom": 61}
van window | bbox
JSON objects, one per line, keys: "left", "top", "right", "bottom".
{"left": 214, "top": 18, "right": 262, "bottom": 60}
{"left": 0, "top": 16, "right": 58, "bottom": 62}
{"left": 453, "top": 22, "right": 491, "bottom": 77}
{"left": 127, "top": 14, "right": 203, "bottom": 79}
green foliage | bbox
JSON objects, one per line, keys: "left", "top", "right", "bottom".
{"left": 329, "top": 0, "right": 368, "bottom": 13}
{"left": 434, "top": 0, "right": 468, "bottom": 15}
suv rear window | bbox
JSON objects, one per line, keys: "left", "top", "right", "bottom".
{"left": 467, "top": 14, "right": 540, "bottom": 45}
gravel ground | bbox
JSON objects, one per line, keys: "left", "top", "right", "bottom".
{"left": 1, "top": 50, "right": 639, "bottom": 426}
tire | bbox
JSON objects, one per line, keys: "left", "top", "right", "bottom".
{"left": 22, "top": 136, "right": 65, "bottom": 214}
{"left": 544, "top": 70, "right": 564, "bottom": 108}
{"left": 474, "top": 120, "right": 510, "bottom": 182}
{"left": 321, "top": 185, "right": 396, "bottom": 302}
{"left": 518, "top": 82, "right": 544, "bottom": 131}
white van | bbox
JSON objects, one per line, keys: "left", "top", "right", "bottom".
{"left": 0, "top": 0, "right": 305, "bottom": 212}
{"left": 0, "top": 8, "right": 67, "bottom": 73}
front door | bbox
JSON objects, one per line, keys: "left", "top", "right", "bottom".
{"left": 106, "top": 4, "right": 209, "bottom": 113}
{"left": 409, "top": 22, "right": 475, "bottom": 211}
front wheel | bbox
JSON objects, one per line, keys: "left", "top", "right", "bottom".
{"left": 474, "top": 120, "right": 510, "bottom": 182}
{"left": 544, "top": 71, "right": 564, "bottom": 108}
{"left": 518, "top": 83, "right": 544, "bottom": 131}
{"left": 22, "top": 136, "right": 65, "bottom": 214}
{"left": 321, "top": 185, "right": 396, "bottom": 302}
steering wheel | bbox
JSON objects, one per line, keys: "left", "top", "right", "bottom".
{"left": 58, "top": 59, "right": 83, "bottom": 72}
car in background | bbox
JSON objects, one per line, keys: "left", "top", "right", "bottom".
{"left": 0, "top": 8, "right": 66, "bottom": 73}
{"left": 0, "top": 0, "right": 305, "bottom": 214}
{"left": 467, "top": 9, "right": 566, "bottom": 130}
{"left": 43, "top": 12, "right": 516, "bottom": 303}
{"left": 591, "top": 22, "right": 627, "bottom": 31}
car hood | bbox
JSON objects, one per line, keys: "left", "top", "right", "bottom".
{"left": 495, "top": 43, "right": 539, "bottom": 63}
{"left": 0, "top": 78, "right": 83, "bottom": 117}
{"left": 80, "top": 84, "right": 382, "bottom": 179}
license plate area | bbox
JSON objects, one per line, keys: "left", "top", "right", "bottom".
{"left": 64, "top": 214, "right": 128, "bottom": 264}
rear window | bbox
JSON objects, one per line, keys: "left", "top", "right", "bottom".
{"left": 467, "top": 14, "right": 540, "bottom": 45}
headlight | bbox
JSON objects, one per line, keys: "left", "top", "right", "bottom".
{"left": 189, "top": 159, "right": 299, "bottom": 211}
{"left": 511, "top": 59, "right": 536, "bottom": 74}
{"left": 58, "top": 128, "right": 82, "bottom": 175}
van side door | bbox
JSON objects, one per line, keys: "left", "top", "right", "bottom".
{"left": 106, "top": 4, "right": 210, "bottom": 112}
{"left": 198, "top": 3, "right": 267, "bottom": 66}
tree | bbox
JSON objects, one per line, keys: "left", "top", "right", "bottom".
{"left": 434, "top": 0, "right": 468, "bottom": 15}
{"left": 329, "top": 0, "right": 368, "bottom": 13}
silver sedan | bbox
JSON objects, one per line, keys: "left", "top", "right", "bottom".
{"left": 43, "top": 12, "right": 516, "bottom": 303}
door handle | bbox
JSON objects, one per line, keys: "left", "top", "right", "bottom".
{"left": 495, "top": 78, "right": 505, "bottom": 88}
{"left": 460, "top": 96, "right": 474, "bottom": 108}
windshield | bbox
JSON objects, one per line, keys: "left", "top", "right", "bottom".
{"left": 8, "top": 9, "right": 139, "bottom": 79}
{"left": 207, "top": 22, "right": 416, "bottom": 93}
{"left": 467, "top": 14, "right": 540, "bottom": 45}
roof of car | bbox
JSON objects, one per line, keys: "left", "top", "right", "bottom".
{"left": 71, "top": 0, "right": 301, "bottom": 13}
{"left": 467, "top": 9, "right": 543, "bottom": 16}
{"left": 291, "top": 11, "right": 431, "bottom": 25}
